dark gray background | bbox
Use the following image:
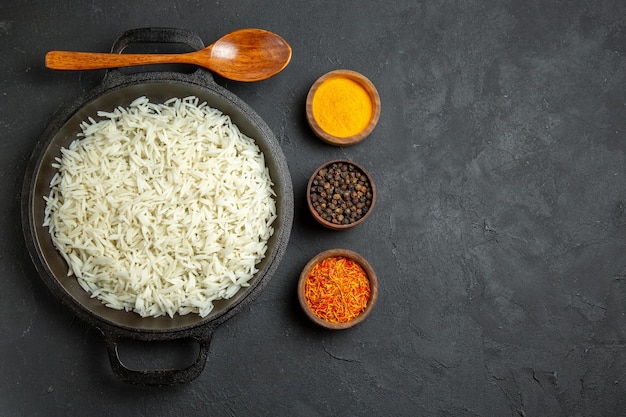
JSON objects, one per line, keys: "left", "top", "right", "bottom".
{"left": 2, "top": 1, "right": 625, "bottom": 416}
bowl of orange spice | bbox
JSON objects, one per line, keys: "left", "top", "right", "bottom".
{"left": 306, "top": 70, "right": 381, "bottom": 146}
{"left": 298, "top": 249, "right": 378, "bottom": 329}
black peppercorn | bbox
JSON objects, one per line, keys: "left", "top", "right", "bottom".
{"left": 309, "top": 161, "right": 374, "bottom": 226}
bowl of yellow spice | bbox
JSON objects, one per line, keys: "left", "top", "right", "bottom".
{"left": 306, "top": 70, "right": 381, "bottom": 146}
{"left": 298, "top": 248, "right": 378, "bottom": 330}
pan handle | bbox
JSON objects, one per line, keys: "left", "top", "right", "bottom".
{"left": 109, "top": 27, "right": 205, "bottom": 54}
{"left": 103, "top": 329, "right": 212, "bottom": 386}
{"left": 101, "top": 27, "right": 215, "bottom": 87}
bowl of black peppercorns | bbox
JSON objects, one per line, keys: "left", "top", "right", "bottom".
{"left": 307, "top": 159, "right": 376, "bottom": 230}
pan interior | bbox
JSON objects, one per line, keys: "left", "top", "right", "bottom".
{"left": 29, "top": 82, "right": 291, "bottom": 332}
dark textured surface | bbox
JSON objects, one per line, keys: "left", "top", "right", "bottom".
{"left": 1, "top": 0, "right": 625, "bottom": 415}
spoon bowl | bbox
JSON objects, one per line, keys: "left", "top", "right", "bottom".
{"left": 45, "top": 28, "right": 292, "bottom": 82}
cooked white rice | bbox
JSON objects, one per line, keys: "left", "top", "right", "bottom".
{"left": 43, "top": 96, "right": 277, "bottom": 318}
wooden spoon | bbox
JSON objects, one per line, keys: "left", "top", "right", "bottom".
{"left": 45, "top": 28, "right": 292, "bottom": 82}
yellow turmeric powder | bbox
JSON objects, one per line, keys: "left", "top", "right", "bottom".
{"left": 311, "top": 76, "right": 374, "bottom": 138}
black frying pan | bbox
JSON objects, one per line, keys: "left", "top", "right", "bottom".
{"left": 21, "top": 28, "right": 294, "bottom": 385}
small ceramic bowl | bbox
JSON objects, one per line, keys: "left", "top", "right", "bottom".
{"left": 305, "top": 69, "right": 381, "bottom": 146}
{"left": 298, "top": 249, "right": 378, "bottom": 330}
{"left": 307, "top": 159, "right": 376, "bottom": 230}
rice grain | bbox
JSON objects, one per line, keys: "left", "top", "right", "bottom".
{"left": 43, "top": 96, "right": 276, "bottom": 318}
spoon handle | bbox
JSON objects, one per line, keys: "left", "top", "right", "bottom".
{"left": 45, "top": 50, "right": 203, "bottom": 70}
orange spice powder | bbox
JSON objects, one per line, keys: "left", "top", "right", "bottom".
{"left": 311, "top": 76, "right": 373, "bottom": 138}
{"left": 304, "top": 256, "right": 371, "bottom": 323}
